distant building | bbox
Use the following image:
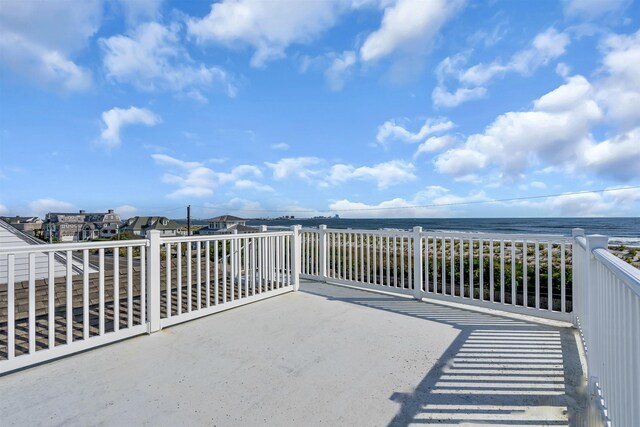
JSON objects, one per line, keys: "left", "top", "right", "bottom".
{"left": 199, "top": 215, "right": 258, "bottom": 235}
{"left": 0, "top": 218, "right": 96, "bottom": 284}
{"left": 44, "top": 209, "right": 121, "bottom": 242}
{"left": 0, "top": 216, "right": 43, "bottom": 237}
{"left": 120, "top": 216, "right": 183, "bottom": 237}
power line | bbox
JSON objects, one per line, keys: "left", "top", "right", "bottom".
{"left": 189, "top": 185, "right": 640, "bottom": 213}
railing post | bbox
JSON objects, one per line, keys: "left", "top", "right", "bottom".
{"left": 585, "top": 234, "right": 609, "bottom": 395}
{"left": 291, "top": 225, "right": 301, "bottom": 291}
{"left": 146, "top": 230, "right": 162, "bottom": 333}
{"left": 319, "top": 225, "right": 327, "bottom": 281}
{"left": 413, "top": 226, "right": 423, "bottom": 300}
{"left": 572, "top": 228, "right": 585, "bottom": 327}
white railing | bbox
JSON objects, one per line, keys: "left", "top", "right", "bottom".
{"left": 157, "top": 230, "right": 297, "bottom": 329}
{"left": 301, "top": 226, "right": 573, "bottom": 322}
{"left": 0, "top": 227, "right": 300, "bottom": 374}
{"left": 0, "top": 239, "right": 149, "bottom": 373}
{"left": 571, "top": 229, "right": 640, "bottom": 427}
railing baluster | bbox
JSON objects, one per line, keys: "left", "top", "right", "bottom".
{"left": 205, "top": 241, "right": 211, "bottom": 307}
{"left": 7, "top": 254, "right": 15, "bottom": 359}
{"left": 166, "top": 243, "right": 172, "bottom": 317}
{"left": 82, "top": 249, "right": 91, "bottom": 340}
{"left": 469, "top": 239, "right": 474, "bottom": 299}
{"left": 140, "top": 245, "right": 146, "bottom": 325}
{"left": 28, "top": 253, "right": 36, "bottom": 353}
{"left": 489, "top": 239, "right": 494, "bottom": 302}
{"left": 177, "top": 243, "right": 182, "bottom": 315}
{"left": 511, "top": 241, "right": 516, "bottom": 306}
{"left": 98, "top": 248, "right": 105, "bottom": 336}
{"left": 222, "top": 239, "right": 227, "bottom": 302}
{"left": 196, "top": 241, "right": 202, "bottom": 310}
{"left": 459, "top": 238, "right": 464, "bottom": 297}
{"left": 66, "top": 251, "right": 73, "bottom": 344}
{"left": 127, "top": 247, "right": 133, "bottom": 327}
{"left": 450, "top": 237, "right": 455, "bottom": 296}
{"left": 479, "top": 239, "right": 483, "bottom": 301}
{"left": 547, "top": 242, "right": 552, "bottom": 311}
{"left": 424, "top": 236, "right": 429, "bottom": 292}
{"left": 441, "top": 237, "right": 446, "bottom": 294}
{"left": 214, "top": 241, "right": 219, "bottom": 304}
{"left": 433, "top": 237, "right": 437, "bottom": 293}
{"left": 48, "top": 252, "right": 55, "bottom": 349}
{"left": 523, "top": 240, "right": 528, "bottom": 308}
{"left": 561, "top": 242, "right": 566, "bottom": 313}
{"left": 500, "top": 240, "right": 505, "bottom": 304}
{"left": 535, "top": 242, "right": 540, "bottom": 309}
{"left": 187, "top": 242, "right": 192, "bottom": 312}
{"left": 114, "top": 248, "right": 119, "bottom": 332}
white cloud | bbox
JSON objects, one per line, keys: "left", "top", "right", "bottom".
{"left": 433, "top": 28, "right": 570, "bottom": 108}
{"left": 101, "top": 22, "right": 236, "bottom": 98}
{"left": 432, "top": 86, "right": 487, "bottom": 108}
{"left": 114, "top": 0, "right": 163, "bottom": 26}
{"left": 329, "top": 186, "right": 491, "bottom": 218}
{"left": 115, "top": 205, "right": 138, "bottom": 219}
{"left": 327, "top": 160, "right": 416, "bottom": 189}
{"left": 153, "top": 154, "right": 271, "bottom": 198}
{"left": 28, "top": 198, "right": 75, "bottom": 218}
{"left": 325, "top": 51, "right": 356, "bottom": 91}
{"left": 187, "top": 0, "right": 348, "bottom": 67}
{"left": 582, "top": 127, "right": 640, "bottom": 181}
{"left": 270, "top": 143, "right": 290, "bottom": 151}
{"left": 0, "top": 0, "right": 99, "bottom": 91}
{"left": 376, "top": 118, "right": 454, "bottom": 147}
{"left": 360, "top": 0, "right": 463, "bottom": 62}
{"left": 152, "top": 154, "right": 217, "bottom": 198}
{"left": 0, "top": 203, "right": 8, "bottom": 215}
{"left": 595, "top": 30, "right": 640, "bottom": 130}
{"left": 234, "top": 180, "right": 275, "bottom": 192}
{"left": 266, "top": 157, "right": 324, "bottom": 181}
{"left": 414, "top": 135, "right": 456, "bottom": 158}
{"left": 435, "top": 75, "right": 603, "bottom": 179}
{"left": 563, "top": 0, "right": 631, "bottom": 19}
{"left": 100, "top": 107, "right": 161, "bottom": 148}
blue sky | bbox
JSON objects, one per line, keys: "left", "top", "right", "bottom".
{"left": 1, "top": 0, "right": 639, "bottom": 219}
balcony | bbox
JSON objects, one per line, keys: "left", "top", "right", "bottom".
{"left": 0, "top": 227, "right": 638, "bottom": 426}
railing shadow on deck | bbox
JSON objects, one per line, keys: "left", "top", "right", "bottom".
{"left": 301, "top": 282, "right": 587, "bottom": 426}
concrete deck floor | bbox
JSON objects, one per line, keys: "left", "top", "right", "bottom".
{"left": 0, "top": 280, "right": 586, "bottom": 426}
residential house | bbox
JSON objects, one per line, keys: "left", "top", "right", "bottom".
{"left": 44, "top": 209, "right": 121, "bottom": 242}
{"left": 199, "top": 215, "right": 258, "bottom": 235}
{"left": 120, "top": 216, "right": 183, "bottom": 237}
{"left": 0, "top": 219, "right": 96, "bottom": 284}
{"left": 0, "top": 216, "right": 43, "bottom": 237}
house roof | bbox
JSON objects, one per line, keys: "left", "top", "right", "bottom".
{"left": 0, "top": 216, "right": 41, "bottom": 223}
{"left": 122, "top": 216, "right": 180, "bottom": 231}
{"left": 208, "top": 215, "right": 246, "bottom": 222}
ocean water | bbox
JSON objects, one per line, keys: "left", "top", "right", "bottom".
{"left": 244, "top": 217, "right": 640, "bottom": 246}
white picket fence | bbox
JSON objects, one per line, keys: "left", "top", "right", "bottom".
{"left": 301, "top": 226, "right": 573, "bottom": 322}
{"left": 1, "top": 224, "right": 638, "bottom": 426}
{"left": 0, "top": 228, "right": 300, "bottom": 374}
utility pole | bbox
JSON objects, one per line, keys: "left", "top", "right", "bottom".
{"left": 187, "top": 205, "right": 191, "bottom": 236}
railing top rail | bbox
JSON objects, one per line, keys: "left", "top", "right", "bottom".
{"left": 162, "top": 230, "right": 293, "bottom": 244}
{"left": 0, "top": 239, "right": 149, "bottom": 254}
{"left": 574, "top": 235, "right": 587, "bottom": 250}
{"left": 318, "top": 227, "right": 572, "bottom": 242}
{"left": 593, "top": 247, "right": 640, "bottom": 297}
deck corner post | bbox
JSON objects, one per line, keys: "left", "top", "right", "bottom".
{"left": 413, "top": 226, "right": 423, "bottom": 300}
{"left": 319, "top": 225, "right": 327, "bottom": 282}
{"left": 291, "top": 225, "right": 302, "bottom": 291}
{"left": 146, "top": 230, "right": 162, "bottom": 334}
